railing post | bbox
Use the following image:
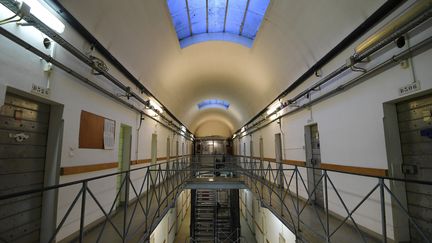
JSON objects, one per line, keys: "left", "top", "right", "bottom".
{"left": 379, "top": 178, "right": 387, "bottom": 243}
{"left": 79, "top": 181, "right": 87, "bottom": 243}
{"left": 123, "top": 171, "right": 130, "bottom": 242}
{"left": 324, "top": 171, "right": 330, "bottom": 243}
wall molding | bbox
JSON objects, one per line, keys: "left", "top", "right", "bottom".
{"left": 60, "top": 155, "right": 191, "bottom": 175}
{"left": 282, "top": 160, "right": 306, "bottom": 166}
{"left": 60, "top": 162, "right": 118, "bottom": 175}
{"left": 320, "top": 163, "right": 388, "bottom": 177}
{"left": 236, "top": 156, "right": 387, "bottom": 177}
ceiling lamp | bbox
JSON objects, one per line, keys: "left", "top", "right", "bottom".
{"left": 18, "top": 0, "right": 65, "bottom": 33}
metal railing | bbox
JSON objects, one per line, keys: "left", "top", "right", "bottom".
{"left": 1, "top": 155, "right": 431, "bottom": 243}
{"left": 0, "top": 156, "right": 192, "bottom": 243}
{"left": 233, "top": 156, "right": 432, "bottom": 243}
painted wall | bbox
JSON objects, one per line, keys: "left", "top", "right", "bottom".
{"left": 240, "top": 189, "right": 296, "bottom": 243}
{"left": 233, "top": 3, "right": 432, "bottom": 240}
{"left": 150, "top": 190, "right": 191, "bottom": 243}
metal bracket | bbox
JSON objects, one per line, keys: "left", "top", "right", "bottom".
{"left": 401, "top": 164, "right": 418, "bottom": 175}
{"left": 9, "top": 132, "right": 29, "bottom": 142}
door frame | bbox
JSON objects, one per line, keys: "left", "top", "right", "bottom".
{"left": 382, "top": 90, "right": 432, "bottom": 242}
{"left": 275, "top": 133, "right": 284, "bottom": 187}
{"left": 304, "top": 123, "right": 320, "bottom": 203}
{"left": 2, "top": 87, "right": 64, "bottom": 242}
{"left": 118, "top": 124, "right": 132, "bottom": 205}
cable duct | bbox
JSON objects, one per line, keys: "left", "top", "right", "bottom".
{"left": 0, "top": 0, "right": 194, "bottom": 138}
{"left": 242, "top": 34, "right": 432, "bottom": 137}
{"left": 235, "top": 0, "right": 432, "bottom": 137}
{"left": 355, "top": 0, "right": 432, "bottom": 58}
{"left": 0, "top": 0, "right": 194, "bottom": 140}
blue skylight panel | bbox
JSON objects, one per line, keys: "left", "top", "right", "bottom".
{"left": 189, "top": 0, "right": 207, "bottom": 34}
{"left": 167, "top": 0, "right": 268, "bottom": 47}
{"left": 167, "top": 0, "right": 190, "bottom": 39}
{"left": 225, "top": 0, "right": 248, "bottom": 35}
{"left": 208, "top": 0, "right": 226, "bottom": 33}
{"left": 198, "top": 99, "right": 230, "bottom": 110}
{"left": 241, "top": 0, "right": 270, "bottom": 39}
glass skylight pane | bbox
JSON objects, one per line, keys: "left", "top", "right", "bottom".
{"left": 167, "top": 0, "right": 190, "bottom": 39}
{"left": 208, "top": 0, "right": 227, "bottom": 33}
{"left": 249, "top": 0, "right": 270, "bottom": 15}
{"left": 225, "top": 0, "right": 248, "bottom": 35}
{"left": 198, "top": 99, "right": 230, "bottom": 110}
{"left": 189, "top": 0, "right": 207, "bottom": 34}
{"left": 241, "top": 0, "right": 270, "bottom": 39}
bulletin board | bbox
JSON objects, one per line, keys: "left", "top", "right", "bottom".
{"left": 79, "top": 110, "right": 115, "bottom": 149}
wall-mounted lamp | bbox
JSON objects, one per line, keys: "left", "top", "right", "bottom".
{"left": 17, "top": 0, "right": 65, "bottom": 33}
{"left": 266, "top": 100, "right": 281, "bottom": 115}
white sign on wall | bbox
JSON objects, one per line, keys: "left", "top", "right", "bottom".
{"left": 103, "top": 119, "right": 115, "bottom": 150}
{"left": 399, "top": 81, "right": 421, "bottom": 96}
{"left": 31, "top": 84, "right": 50, "bottom": 97}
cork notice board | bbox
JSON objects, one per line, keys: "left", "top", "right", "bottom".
{"left": 79, "top": 110, "right": 115, "bottom": 149}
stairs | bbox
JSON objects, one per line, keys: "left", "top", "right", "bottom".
{"left": 194, "top": 190, "right": 216, "bottom": 242}
{"left": 192, "top": 190, "right": 237, "bottom": 243}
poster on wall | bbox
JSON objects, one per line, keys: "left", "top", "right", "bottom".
{"left": 103, "top": 118, "right": 115, "bottom": 150}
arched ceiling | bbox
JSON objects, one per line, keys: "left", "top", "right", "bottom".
{"left": 58, "top": 0, "right": 385, "bottom": 137}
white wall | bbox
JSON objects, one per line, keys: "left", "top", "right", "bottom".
{"left": 233, "top": 3, "right": 432, "bottom": 240}
{"left": 240, "top": 189, "right": 296, "bottom": 243}
{"left": 150, "top": 190, "right": 191, "bottom": 243}
{"left": 0, "top": 3, "right": 193, "bottom": 240}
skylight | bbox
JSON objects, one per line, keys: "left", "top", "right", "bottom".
{"left": 167, "top": 0, "right": 270, "bottom": 48}
{"left": 198, "top": 99, "right": 230, "bottom": 110}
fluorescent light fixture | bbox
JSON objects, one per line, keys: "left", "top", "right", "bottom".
{"left": 149, "top": 99, "right": 163, "bottom": 114}
{"left": 181, "top": 126, "right": 186, "bottom": 132}
{"left": 266, "top": 100, "right": 282, "bottom": 115}
{"left": 147, "top": 109, "right": 158, "bottom": 117}
{"left": 18, "top": 0, "right": 65, "bottom": 33}
{"left": 240, "top": 127, "right": 245, "bottom": 132}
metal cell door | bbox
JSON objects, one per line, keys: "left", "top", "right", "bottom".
{"left": 275, "top": 133, "right": 284, "bottom": 187}
{"left": 117, "top": 124, "right": 131, "bottom": 205}
{"left": 0, "top": 93, "right": 50, "bottom": 242}
{"left": 305, "top": 124, "right": 324, "bottom": 207}
{"left": 396, "top": 94, "right": 432, "bottom": 242}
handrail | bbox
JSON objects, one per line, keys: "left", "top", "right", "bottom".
{"left": 0, "top": 157, "right": 191, "bottom": 200}
{"left": 1, "top": 155, "right": 431, "bottom": 243}
{"left": 232, "top": 157, "right": 432, "bottom": 185}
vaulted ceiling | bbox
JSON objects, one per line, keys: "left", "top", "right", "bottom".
{"left": 58, "top": 0, "right": 385, "bottom": 137}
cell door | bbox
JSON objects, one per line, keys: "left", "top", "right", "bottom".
{"left": 241, "top": 142, "right": 246, "bottom": 164}
{"left": 396, "top": 94, "right": 432, "bottom": 241}
{"left": 275, "top": 134, "right": 284, "bottom": 187}
{"left": 117, "top": 124, "right": 131, "bottom": 205}
{"left": 0, "top": 93, "right": 50, "bottom": 242}
{"left": 150, "top": 134, "right": 158, "bottom": 182}
{"left": 305, "top": 124, "right": 324, "bottom": 207}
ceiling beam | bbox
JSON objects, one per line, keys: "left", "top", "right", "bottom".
{"left": 185, "top": 0, "right": 193, "bottom": 36}
{"left": 206, "top": 0, "right": 209, "bottom": 33}
{"left": 223, "top": 0, "right": 229, "bottom": 33}
{"left": 239, "top": 0, "right": 251, "bottom": 36}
